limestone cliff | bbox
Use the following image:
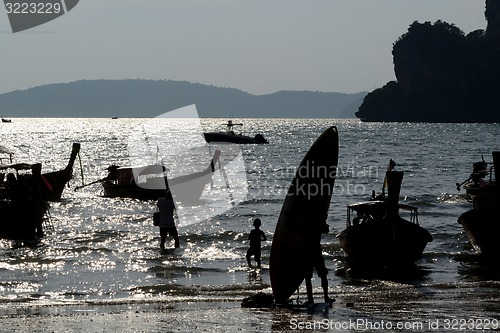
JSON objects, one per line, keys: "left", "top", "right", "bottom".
{"left": 486, "top": 0, "right": 500, "bottom": 37}
{"left": 356, "top": 1, "right": 500, "bottom": 122}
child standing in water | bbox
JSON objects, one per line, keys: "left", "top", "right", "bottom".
{"left": 246, "top": 218, "right": 267, "bottom": 268}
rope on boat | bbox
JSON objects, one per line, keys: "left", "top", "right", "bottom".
{"left": 219, "top": 156, "right": 235, "bottom": 207}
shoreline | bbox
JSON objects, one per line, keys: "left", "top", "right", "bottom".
{"left": 2, "top": 292, "right": 499, "bottom": 333}
{"left": 0, "top": 301, "right": 276, "bottom": 332}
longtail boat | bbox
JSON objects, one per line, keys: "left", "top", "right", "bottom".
{"left": 0, "top": 163, "right": 49, "bottom": 242}
{"left": 458, "top": 151, "right": 500, "bottom": 256}
{"left": 101, "top": 150, "right": 221, "bottom": 203}
{"left": 337, "top": 171, "right": 432, "bottom": 266}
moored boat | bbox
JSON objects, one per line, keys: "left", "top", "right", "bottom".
{"left": 101, "top": 150, "right": 221, "bottom": 203}
{"left": 0, "top": 163, "right": 49, "bottom": 241}
{"left": 204, "top": 120, "right": 268, "bottom": 144}
{"left": 0, "top": 143, "right": 81, "bottom": 202}
{"left": 336, "top": 170, "right": 432, "bottom": 266}
{"left": 458, "top": 151, "right": 500, "bottom": 256}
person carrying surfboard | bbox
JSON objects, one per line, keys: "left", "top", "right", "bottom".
{"left": 304, "top": 221, "right": 334, "bottom": 305}
{"left": 246, "top": 218, "right": 267, "bottom": 268}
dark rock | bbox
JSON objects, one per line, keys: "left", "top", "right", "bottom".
{"left": 357, "top": 0, "right": 500, "bottom": 122}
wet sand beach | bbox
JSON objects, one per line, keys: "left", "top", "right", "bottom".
{"left": 2, "top": 282, "right": 500, "bottom": 333}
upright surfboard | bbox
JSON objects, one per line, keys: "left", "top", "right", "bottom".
{"left": 269, "top": 126, "right": 338, "bottom": 304}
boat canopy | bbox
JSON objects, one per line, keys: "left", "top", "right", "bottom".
{"left": 0, "top": 163, "right": 33, "bottom": 171}
{"left": 346, "top": 200, "right": 419, "bottom": 227}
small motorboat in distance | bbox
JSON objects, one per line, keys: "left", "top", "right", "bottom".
{"left": 204, "top": 120, "right": 268, "bottom": 144}
{"left": 337, "top": 170, "right": 432, "bottom": 266}
{"left": 458, "top": 151, "right": 500, "bottom": 257}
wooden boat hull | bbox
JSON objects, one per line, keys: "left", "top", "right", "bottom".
{"left": 102, "top": 151, "right": 220, "bottom": 203}
{"left": 458, "top": 205, "right": 500, "bottom": 255}
{"left": 40, "top": 143, "right": 81, "bottom": 201}
{"left": 269, "top": 126, "right": 338, "bottom": 304}
{"left": 102, "top": 181, "right": 165, "bottom": 200}
{"left": 337, "top": 218, "right": 432, "bottom": 265}
{"left": 42, "top": 169, "right": 74, "bottom": 201}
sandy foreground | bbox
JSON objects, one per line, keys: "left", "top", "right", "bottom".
{"left": 0, "top": 292, "right": 495, "bottom": 333}
{"left": 0, "top": 301, "right": 335, "bottom": 333}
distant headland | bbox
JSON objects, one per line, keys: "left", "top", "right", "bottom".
{"left": 356, "top": 0, "right": 500, "bottom": 122}
{"left": 0, "top": 79, "right": 366, "bottom": 119}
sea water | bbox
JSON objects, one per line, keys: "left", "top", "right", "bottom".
{"left": 0, "top": 118, "right": 499, "bottom": 331}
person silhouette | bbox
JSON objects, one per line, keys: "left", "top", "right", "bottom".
{"left": 156, "top": 191, "right": 179, "bottom": 249}
{"left": 246, "top": 218, "right": 267, "bottom": 267}
{"left": 304, "top": 221, "right": 334, "bottom": 304}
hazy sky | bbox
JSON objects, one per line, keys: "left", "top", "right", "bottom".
{"left": 0, "top": 0, "right": 487, "bottom": 95}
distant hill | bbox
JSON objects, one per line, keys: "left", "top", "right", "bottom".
{"left": 0, "top": 79, "right": 367, "bottom": 118}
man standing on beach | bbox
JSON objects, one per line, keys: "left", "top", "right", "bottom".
{"left": 304, "top": 220, "right": 334, "bottom": 304}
